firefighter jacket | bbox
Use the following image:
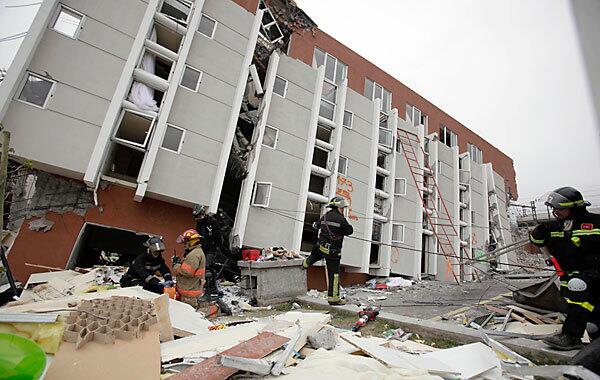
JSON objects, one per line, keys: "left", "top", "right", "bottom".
{"left": 173, "top": 246, "right": 206, "bottom": 298}
{"left": 316, "top": 209, "right": 354, "bottom": 251}
{"left": 125, "top": 252, "right": 172, "bottom": 285}
{"left": 196, "top": 214, "right": 222, "bottom": 252}
{"left": 529, "top": 210, "right": 600, "bottom": 274}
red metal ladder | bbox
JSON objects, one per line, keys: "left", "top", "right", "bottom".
{"left": 396, "top": 129, "right": 478, "bottom": 284}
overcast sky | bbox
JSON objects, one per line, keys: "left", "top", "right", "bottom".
{"left": 1, "top": 0, "right": 599, "bottom": 206}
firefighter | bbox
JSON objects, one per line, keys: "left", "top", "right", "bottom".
{"left": 303, "top": 196, "right": 354, "bottom": 305}
{"left": 120, "top": 236, "right": 173, "bottom": 294}
{"left": 192, "top": 205, "right": 222, "bottom": 297}
{"left": 174, "top": 229, "right": 206, "bottom": 308}
{"left": 529, "top": 186, "right": 600, "bottom": 350}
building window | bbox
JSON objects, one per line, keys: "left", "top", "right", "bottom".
{"left": 198, "top": 14, "right": 217, "bottom": 38}
{"left": 319, "top": 81, "right": 336, "bottom": 120}
{"left": 338, "top": 155, "right": 348, "bottom": 176}
{"left": 251, "top": 182, "right": 271, "bottom": 207}
{"left": 180, "top": 65, "right": 202, "bottom": 92}
{"left": 161, "top": 124, "right": 185, "bottom": 153}
{"left": 113, "top": 110, "right": 155, "bottom": 149}
{"left": 392, "top": 224, "right": 405, "bottom": 244}
{"left": 468, "top": 143, "right": 483, "bottom": 164}
{"left": 343, "top": 110, "right": 353, "bottom": 129}
{"left": 273, "top": 76, "right": 287, "bottom": 98}
{"left": 313, "top": 48, "right": 347, "bottom": 85}
{"left": 437, "top": 161, "right": 444, "bottom": 175}
{"left": 262, "top": 125, "right": 278, "bottom": 149}
{"left": 439, "top": 125, "right": 458, "bottom": 147}
{"left": 372, "top": 221, "right": 383, "bottom": 243}
{"left": 51, "top": 5, "right": 84, "bottom": 39}
{"left": 378, "top": 128, "right": 393, "bottom": 148}
{"left": 16, "top": 72, "right": 55, "bottom": 108}
{"left": 471, "top": 210, "right": 476, "bottom": 225}
{"left": 405, "top": 104, "right": 428, "bottom": 129}
{"left": 394, "top": 178, "right": 406, "bottom": 196}
{"left": 258, "top": 0, "right": 283, "bottom": 43}
{"left": 160, "top": 0, "right": 192, "bottom": 27}
{"left": 365, "top": 78, "right": 392, "bottom": 113}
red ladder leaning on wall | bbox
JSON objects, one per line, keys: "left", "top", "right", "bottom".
{"left": 396, "top": 129, "right": 479, "bottom": 284}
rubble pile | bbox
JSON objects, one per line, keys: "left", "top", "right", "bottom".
{"left": 0, "top": 268, "right": 597, "bottom": 379}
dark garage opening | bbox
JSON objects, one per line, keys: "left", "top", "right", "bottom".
{"left": 66, "top": 224, "right": 152, "bottom": 269}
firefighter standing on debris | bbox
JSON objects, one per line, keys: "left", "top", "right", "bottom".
{"left": 529, "top": 186, "right": 600, "bottom": 350}
{"left": 193, "top": 205, "right": 222, "bottom": 297}
{"left": 120, "top": 236, "right": 173, "bottom": 294}
{"left": 303, "top": 196, "right": 354, "bottom": 305}
{"left": 174, "top": 229, "right": 206, "bottom": 308}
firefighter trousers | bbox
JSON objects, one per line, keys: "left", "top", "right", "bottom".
{"left": 560, "top": 274, "right": 600, "bottom": 338}
{"left": 303, "top": 243, "right": 342, "bottom": 303}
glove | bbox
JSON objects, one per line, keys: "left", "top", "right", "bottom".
{"left": 163, "top": 280, "right": 175, "bottom": 288}
{"left": 172, "top": 256, "right": 181, "bottom": 265}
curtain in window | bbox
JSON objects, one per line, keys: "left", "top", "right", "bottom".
{"left": 128, "top": 28, "right": 159, "bottom": 112}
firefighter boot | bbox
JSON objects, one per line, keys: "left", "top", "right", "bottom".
{"left": 543, "top": 332, "right": 584, "bottom": 351}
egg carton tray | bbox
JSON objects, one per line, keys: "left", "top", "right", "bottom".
{"left": 63, "top": 296, "right": 158, "bottom": 349}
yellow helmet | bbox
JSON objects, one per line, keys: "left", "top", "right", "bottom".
{"left": 176, "top": 229, "right": 201, "bottom": 248}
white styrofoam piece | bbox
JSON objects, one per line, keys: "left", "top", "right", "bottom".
{"left": 420, "top": 342, "right": 501, "bottom": 379}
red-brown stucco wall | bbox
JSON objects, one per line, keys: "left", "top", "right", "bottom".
{"left": 288, "top": 29, "right": 518, "bottom": 199}
{"left": 7, "top": 184, "right": 192, "bottom": 282}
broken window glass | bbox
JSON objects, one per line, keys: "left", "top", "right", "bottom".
{"left": 160, "top": 0, "right": 191, "bottom": 26}
{"left": 180, "top": 66, "right": 202, "bottom": 92}
{"left": 18, "top": 73, "right": 54, "bottom": 108}
{"left": 52, "top": 6, "right": 83, "bottom": 38}
{"left": 258, "top": 1, "right": 283, "bottom": 43}
{"left": 113, "top": 110, "right": 155, "bottom": 148}
{"left": 273, "top": 76, "right": 287, "bottom": 97}
{"left": 198, "top": 14, "right": 216, "bottom": 38}
{"left": 162, "top": 125, "right": 185, "bottom": 153}
{"left": 262, "top": 125, "right": 278, "bottom": 149}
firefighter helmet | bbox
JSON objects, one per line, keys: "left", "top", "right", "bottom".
{"left": 176, "top": 229, "right": 202, "bottom": 249}
{"left": 144, "top": 236, "right": 165, "bottom": 257}
{"left": 326, "top": 196, "right": 349, "bottom": 209}
{"left": 544, "top": 187, "right": 591, "bottom": 210}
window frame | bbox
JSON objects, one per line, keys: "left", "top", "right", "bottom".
{"left": 160, "top": 0, "right": 193, "bottom": 27}
{"left": 262, "top": 124, "right": 279, "bottom": 150}
{"left": 439, "top": 125, "right": 458, "bottom": 148}
{"left": 15, "top": 72, "right": 56, "bottom": 109}
{"left": 468, "top": 143, "right": 483, "bottom": 164}
{"left": 394, "top": 178, "right": 407, "bottom": 196}
{"left": 365, "top": 78, "right": 392, "bottom": 114}
{"left": 313, "top": 48, "right": 347, "bottom": 85}
{"left": 179, "top": 65, "right": 203, "bottom": 92}
{"left": 160, "top": 123, "right": 186, "bottom": 154}
{"left": 112, "top": 109, "right": 156, "bottom": 150}
{"left": 51, "top": 4, "right": 85, "bottom": 40}
{"left": 392, "top": 223, "right": 405, "bottom": 244}
{"left": 343, "top": 110, "right": 353, "bottom": 129}
{"left": 251, "top": 182, "right": 272, "bottom": 207}
{"left": 258, "top": 0, "right": 284, "bottom": 43}
{"left": 338, "top": 155, "right": 348, "bottom": 176}
{"left": 273, "top": 75, "right": 288, "bottom": 98}
{"left": 197, "top": 13, "right": 217, "bottom": 39}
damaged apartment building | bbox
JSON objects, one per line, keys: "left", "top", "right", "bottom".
{"left": 0, "top": 0, "right": 517, "bottom": 286}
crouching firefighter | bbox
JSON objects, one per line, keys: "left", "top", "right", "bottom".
{"left": 120, "top": 236, "right": 173, "bottom": 294}
{"left": 173, "top": 229, "right": 206, "bottom": 308}
{"left": 529, "top": 187, "right": 600, "bottom": 350}
{"left": 303, "top": 196, "right": 354, "bottom": 305}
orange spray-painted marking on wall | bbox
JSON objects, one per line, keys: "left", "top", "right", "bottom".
{"left": 336, "top": 176, "right": 358, "bottom": 221}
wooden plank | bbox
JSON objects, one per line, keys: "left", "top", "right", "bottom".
{"left": 484, "top": 305, "right": 509, "bottom": 315}
{"left": 508, "top": 305, "right": 546, "bottom": 324}
{"left": 171, "top": 332, "right": 289, "bottom": 380}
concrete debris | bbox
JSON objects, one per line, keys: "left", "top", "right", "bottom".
{"left": 27, "top": 217, "right": 54, "bottom": 232}
{"left": 307, "top": 325, "right": 338, "bottom": 350}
